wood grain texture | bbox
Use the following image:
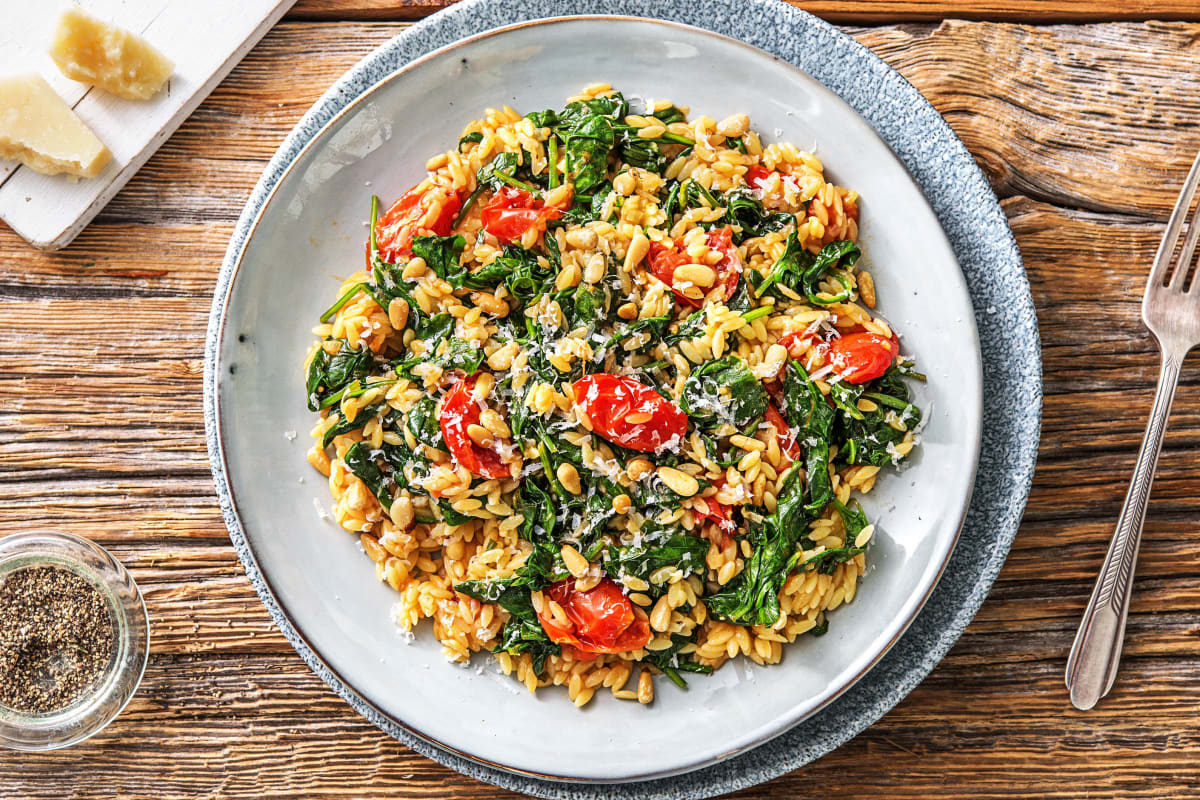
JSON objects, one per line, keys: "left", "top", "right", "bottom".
{"left": 288, "top": 0, "right": 1200, "bottom": 24}
{"left": 2, "top": 13, "right": 1200, "bottom": 800}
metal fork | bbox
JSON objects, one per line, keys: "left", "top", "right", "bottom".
{"left": 1065, "top": 150, "right": 1200, "bottom": 710}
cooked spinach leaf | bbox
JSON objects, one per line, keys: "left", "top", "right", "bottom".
{"left": 663, "top": 309, "right": 707, "bottom": 347}
{"left": 643, "top": 632, "right": 712, "bottom": 688}
{"left": 516, "top": 477, "right": 558, "bottom": 543}
{"left": 321, "top": 402, "right": 383, "bottom": 448}
{"left": 570, "top": 281, "right": 611, "bottom": 328}
{"left": 453, "top": 151, "right": 543, "bottom": 226}
{"left": 456, "top": 572, "right": 560, "bottom": 675}
{"left": 438, "top": 500, "right": 474, "bottom": 526}
{"left": 320, "top": 282, "right": 382, "bottom": 323}
{"left": 410, "top": 234, "right": 472, "bottom": 289}
{"left": 619, "top": 139, "right": 668, "bottom": 173}
{"left": 706, "top": 361, "right": 840, "bottom": 626}
{"left": 723, "top": 187, "right": 793, "bottom": 243}
{"left": 394, "top": 337, "right": 484, "bottom": 380}
{"left": 458, "top": 131, "right": 483, "bottom": 151}
{"left": 377, "top": 438, "right": 430, "bottom": 493}
{"left": 837, "top": 369, "right": 922, "bottom": 467}
{"left": 530, "top": 97, "right": 623, "bottom": 195}
{"left": 780, "top": 360, "right": 836, "bottom": 515}
{"left": 491, "top": 245, "right": 555, "bottom": 307}
{"left": 415, "top": 311, "right": 454, "bottom": 343}
{"left": 406, "top": 395, "right": 445, "bottom": 452}
{"left": 651, "top": 105, "right": 687, "bottom": 125}
{"left": 681, "top": 356, "right": 768, "bottom": 430}
{"left": 604, "top": 535, "right": 709, "bottom": 594}
{"left": 342, "top": 442, "right": 393, "bottom": 511}
{"left": 306, "top": 339, "right": 373, "bottom": 411}
{"left": 751, "top": 233, "right": 860, "bottom": 305}
{"left": 704, "top": 512, "right": 800, "bottom": 627}
{"left": 595, "top": 315, "right": 670, "bottom": 360}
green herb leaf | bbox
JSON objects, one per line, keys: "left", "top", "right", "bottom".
{"left": 752, "top": 232, "right": 860, "bottom": 304}
{"left": 406, "top": 395, "right": 446, "bottom": 452}
{"left": 411, "top": 234, "right": 469, "bottom": 287}
{"left": 458, "top": 131, "right": 483, "bottom": 151}
{"left": 681, "top": 356, "right": 768, "bottom": 430}
{"left": 723, "top": 187, "right": 793, "bottom": 243}
{"left": 342, "top": 442, "right": 393, "bottom": 511}
{"left": 306, "top": 340, "right": 374, "bottom": 412}
{"left": 604, "top": 535, "right": 709, "bottom": 595}
{"left": 321, "top": 402, "right": 382, "bottom": 448}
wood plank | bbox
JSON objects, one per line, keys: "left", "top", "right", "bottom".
{"left": 856, "top": 21, "right": 1200, "bottom": 219}
{"left": 287, "top": 0, "right": 1200, "bottom": 24}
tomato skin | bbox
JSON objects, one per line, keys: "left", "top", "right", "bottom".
{"left": 692, "top": 478, "right": 731, "bottom": 527}
{"left": 571, "top": 374, "right": 688, "bottom": 454}
{"left": 645, "top": 228, "right": 740, "bottom": 307}
{"left": 693, "top": 480, "right": 736, "bottom": 548}
{"left": 693, "top": 494, "right": 731, "bottom": 529}
{"left": 826, "top": 332, "right": 898, "bottom": 384}
{"left": 777, "top": 329, "right": 816, "bottom": 358}
{"left": 763, "top": 403, "right": 801, "bottom": 464}
{"left": 438, "top": 376, "right": 510, "bottom": 480}
{"left": 705, "top": 225, "right": 742, "bottom": 302}
{"left": 480, "top": 187, "right": 561, "bottom": 244}
{"left": 745, "top": 164, "right": 772, "bottom": 189}
{"left": 646, "top": 238, "right": 701, "bottom": 308}
{"left": 745, "top": 164, "right": 801, "bottom": 195}
{"left": 375, "top": 185, "right": 462, "bottom": 262}
{"left": 537, "top": 578, "right": 651, "bottom": 656}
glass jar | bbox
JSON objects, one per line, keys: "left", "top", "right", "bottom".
{"left": 0, "top": 531, "right": 150, "bottom": 750}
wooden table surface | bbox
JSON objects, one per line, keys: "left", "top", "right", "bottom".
{"left": 3, "top": 1, "right": 1199, "bottom": 797}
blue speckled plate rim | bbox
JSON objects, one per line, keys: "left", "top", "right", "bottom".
{"left": 202, "top": 1, "right": 1041, "bottom": 798}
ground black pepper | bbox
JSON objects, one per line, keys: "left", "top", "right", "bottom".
{"left": 0, "top": 565, "right": 116, "bottom": 714}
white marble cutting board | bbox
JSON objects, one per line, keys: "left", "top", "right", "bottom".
{"left": 0, "top": 0, "right": 297, "bottom": 250}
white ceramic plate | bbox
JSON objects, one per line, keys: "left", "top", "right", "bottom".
{"left": 210, "top": 17, "right": 982, "bottom": 782}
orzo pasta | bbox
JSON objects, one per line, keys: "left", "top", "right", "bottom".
{"left": 303, "top": 85, "right": 925, "bottom": 706}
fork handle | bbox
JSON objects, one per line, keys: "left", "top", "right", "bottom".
{"left": 1066, "top": 349, "right": 1183, "bottom": 710}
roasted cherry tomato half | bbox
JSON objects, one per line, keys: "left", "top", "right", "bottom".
{"left": 645, "top": 238, "right": 701, "bottom": 308}
{"left": 375, "top": 185, "right": 462, "bottom": 262}
{"left": 705, "top": 225, "right": 742, "bottom": 302}
{"left": 692, "top": 480, "right": 736, "bottom": 549}
{"left": 777, "top": 328, "right": 817, "bottom": 358}
{"left": 537, "top": 577, "right": 652, "bottom": 657}
{"left": 763, "top": 403, "right": 801, "bottom": 464}
{"left": 480, "top": 187, "right": 561, "bottom": 244}
{"left": 745, "top": 164, "right": 800, "bottom": 195}
{"left": 745, "top": 164, "right": 772, "bottom": 190}
{"left": 692, "top": 493, "right": 732, "bottom": 529}
{"left": 645, "top": 228, "right": 740, "bottom": 307}
{"left": 438, "top": 375, "right": 509, "bottom": 480}
{"left": 571, "top": 373, "right": 688, "bottom": 454}
{"left": 826, "top": 332, "right": 899, "bottom": 384}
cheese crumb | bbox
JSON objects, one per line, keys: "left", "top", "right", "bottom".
{"left": 0, "top": 74, "right": 111, "bottom": 178}
{"left": 49, "top": 7, "right": 174, "bottom": 101}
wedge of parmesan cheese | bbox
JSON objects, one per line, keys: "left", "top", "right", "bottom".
{"left": 49, "top": 7, "right": 174, "bottom": 101}
{"left": 0, "top": 74, "right": 111, "bottom": 179}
